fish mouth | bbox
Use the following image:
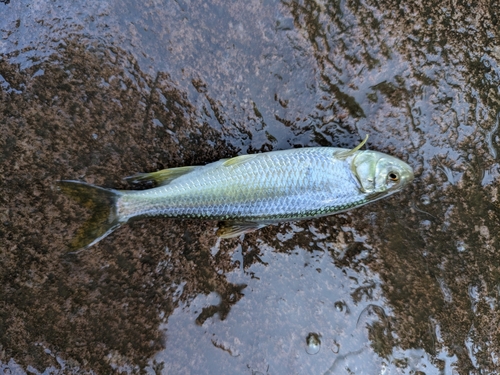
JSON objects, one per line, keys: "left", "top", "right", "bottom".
{"left": 397, "top": 162, "right": 415, "bottom": 188}
{"left": 380, "top": 155, "right": 414, "bottom": 192}
{"left": 366, "top": 164, "right": 413, "bottom": 201}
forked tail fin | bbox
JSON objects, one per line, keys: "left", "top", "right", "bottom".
{"left": 58, "top": 180, "right": 124, "bottom": 250}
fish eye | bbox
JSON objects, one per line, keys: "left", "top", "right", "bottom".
{"left": 388, "top": 172, "right": 399, "bottom": 181}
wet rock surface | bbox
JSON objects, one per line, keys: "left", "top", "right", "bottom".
{"left": 1, "top": 0, "right": 500, "bottom": 374}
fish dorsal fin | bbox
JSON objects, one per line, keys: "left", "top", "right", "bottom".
{"left": 222, "top": 154, "right": 258, "bottom": 167}
{"left": 124, "top": 166, "right": 197, "bottom": 187}
{"left": 336, "top": 134, "right": 369, "bottom": 160}
{"left": 217, "top": 221, "right": 266, "bottom": 238}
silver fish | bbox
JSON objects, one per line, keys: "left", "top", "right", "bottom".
{"left": 59, "top": 136, "right": 414, "bottom": 249}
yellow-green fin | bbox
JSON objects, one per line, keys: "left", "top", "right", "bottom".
{"left": 124, "top": 166, "right": 197, "bottom": 187}
{"left": 217, "top": 221, "right": 266, "bottom": 238}
{"left": 58, "top": 180, "right": 123, "bottom": 251}
{"left": 222, "top": 154, "right": 258, "bottom": 168}
{"left": 336, "top": 134, "right": 369, "bottom": 160}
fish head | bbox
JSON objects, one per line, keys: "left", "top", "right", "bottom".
{"left": 350, "top": 150, "right": 414, "bottom": 196}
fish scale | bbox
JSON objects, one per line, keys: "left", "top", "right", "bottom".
{"left": 117, "top": 148, "right": 363, "bottom": 222}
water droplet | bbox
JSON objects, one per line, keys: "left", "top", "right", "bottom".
{"left": 334, "top": 301, "right": 347, "bottom": 312}
{"left": 420, "top": 195, "right": 430, "bottom": 205}
{"left": 456, "top": 240, "right": 466, "bottom": 252}
{"left": 306, "top": 332, "right": 321, "bottom": 355}
{"left": 359, "top": 250, "right": 369, "bottom": 259}
{"left": 331, "top": 340, "right": 340, "bottom": 354}
{"left": 420, "top": 220, "right": 431, "bottom": 229}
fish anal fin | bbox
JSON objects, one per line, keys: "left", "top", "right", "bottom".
{"left": 336, "top": 134, "right": 369, "bottom": 160}
{"left": 222, "top": 154, "right": 258, "bottom": 168}
{"left": 124, "top": 166, "right": 197, "bottom": 187}
{"left": 217, "top": 221, "right": 266, "bottom": 238}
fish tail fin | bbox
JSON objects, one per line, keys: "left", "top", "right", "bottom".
{"left": 58, "top": 180, "right": 124, "bottom": 250}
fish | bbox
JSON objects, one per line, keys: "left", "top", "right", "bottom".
{"left": 58, "top": 135, "right": 414, "bottom": 250}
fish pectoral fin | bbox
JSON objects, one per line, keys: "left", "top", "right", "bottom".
{"left": 124, "top": 166, "right": 197, "bottom": 187}
{"left": 217, "top": 221, "right": 266, "bottom": 238}
{"left": 222, "top": 154, "right": 258, "bottom": 167}
{"left": 336, "top": 134, "right": 369, "bottom": 160}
